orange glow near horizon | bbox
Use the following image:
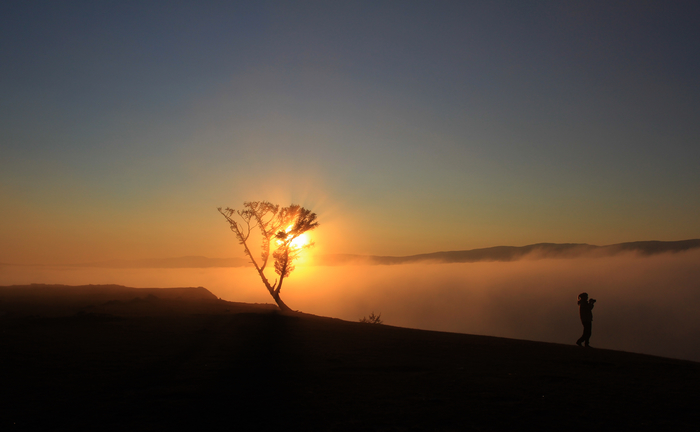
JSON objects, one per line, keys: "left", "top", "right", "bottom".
{"left": 3, "top": 250, "right": 700, "bottom": 361}
{"left": 270, "top": 225, "right": 314, "bottom": 269}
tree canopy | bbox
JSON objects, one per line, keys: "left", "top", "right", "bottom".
{"left": 218, "top": 201, "right": 319, "bottom": 311}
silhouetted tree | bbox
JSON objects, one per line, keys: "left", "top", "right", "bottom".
{"left": 217, "top": 201, "right": 319, "bottom": 311}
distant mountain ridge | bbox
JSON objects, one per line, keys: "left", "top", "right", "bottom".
{"left": 72, "top": 256, "right": 250, "bottom": 269}
{"left": 315, "top": 239, "right": 700, "bottom": 266}
{"left": 19, "top": 239, "right": 697, "bottom": 268}
{"left": 0, "top": 284, "right": 279, "bottom": 317}
{"left": 0, "top": 283, "right": 217, "bottom": 301}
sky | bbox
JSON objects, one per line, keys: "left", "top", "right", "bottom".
{"left": 2, "top": 1, "right": 699, "bottom": 265}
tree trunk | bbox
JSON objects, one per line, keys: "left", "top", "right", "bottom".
{"left": 272, "top": 292, "right": 292, "bottom": 312}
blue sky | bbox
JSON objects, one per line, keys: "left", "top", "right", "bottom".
{"left": 1, "top": 1, "right": 699, "bottom": 264}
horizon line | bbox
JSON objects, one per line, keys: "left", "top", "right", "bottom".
{"left": 3, "top": 238, "right": 699, "bottom": 268}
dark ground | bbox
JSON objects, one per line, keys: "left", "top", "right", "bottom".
{"left": 1, "top": 285, "right": 699, "bottom": 431}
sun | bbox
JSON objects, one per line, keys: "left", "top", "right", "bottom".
{"left": 290, "top": 232, "right": 309, "bottom": 249}
{"left": 275, "top": 226, "right": 310, "bottom": 249}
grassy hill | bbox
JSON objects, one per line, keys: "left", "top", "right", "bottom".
{"left": 1, "top": 285, "right": 698, "bottom": 430}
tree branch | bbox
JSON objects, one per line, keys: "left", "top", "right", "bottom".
{"left": 219, "top": 202, "right": 319, "bottom": 311}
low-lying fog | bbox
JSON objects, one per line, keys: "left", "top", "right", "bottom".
{"left": 2, "top": 250, "right": 699, "bottom": 362}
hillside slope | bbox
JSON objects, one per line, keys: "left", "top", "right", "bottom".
{"left": 1, "top": 285, "right": 698, "bottom": 430}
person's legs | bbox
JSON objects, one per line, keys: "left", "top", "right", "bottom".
{"left": 577, "top": 321, "right": 592, "bottom": 346}
{"left": 583, "top": 321, "right": 592, "bottom": 347}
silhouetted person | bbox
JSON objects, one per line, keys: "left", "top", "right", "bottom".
{"left": 576, "top": 292, "right": 596, "bottom": 347}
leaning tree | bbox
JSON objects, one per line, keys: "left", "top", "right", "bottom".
{"left": 217, "top": 201, "right": 319, "bottom": 311}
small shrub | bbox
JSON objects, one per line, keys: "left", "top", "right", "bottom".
{"left": 359, "top": 312, "right": 383, "bottom": 324}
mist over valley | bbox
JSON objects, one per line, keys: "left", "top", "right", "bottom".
{"left": 4, "top": 246, "right": 699, "bottom": 362}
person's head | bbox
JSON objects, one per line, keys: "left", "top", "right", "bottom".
{"left": 578, "top": 292, "right": 588, "bottom": 304}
